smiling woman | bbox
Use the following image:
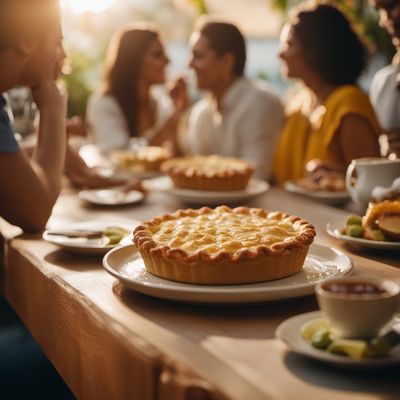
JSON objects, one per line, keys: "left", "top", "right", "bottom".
{"left": 60, "top": 0, "right": 115, "bottom": 14}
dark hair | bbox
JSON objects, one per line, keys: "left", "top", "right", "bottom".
{"left": 196, "top": 20, "right": 246, "bottom": 76}
{"left": 0, "top": 0, "right": 59, "bottom": 54}
{"left": 103, "top": 27, "right": 158, "bottom": 137}
{"left": 290, "top": 3, "right": 368, "bottom": 85}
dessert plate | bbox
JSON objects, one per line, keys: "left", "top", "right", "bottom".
{"left": 78, "top": 187, "right": 144, "bottom": 206}
{"left": 276, "top": 311, "right": 400, "bottom": 369}
{"left": 103, "top": 243, "right": 353, "bottom": 304}
{"left": 284, "top": 181, "right": 350, "bottom": 206}
{"left": 97, "top": 167, "right": 161, "bottom": 181}
{"left": 43, "top": 220, "right": 137, "bottom": 255}
{"left": 326, "top": 220, "right": 400, "bottom": 250}
{"left": 146, "top": 176, "right": 269, "bottom": 205}
{"left": 79, "top": 144, "right": 161, "bottom": 180}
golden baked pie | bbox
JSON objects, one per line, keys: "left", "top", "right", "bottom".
{"left": 161, "top": 155, "right": 254, "bottom": 191}
{"left": 133, "top": 206, "right": 316, "bottom": 284}
{"left": 110, "top": 146, "right": 171, "bottom": 173}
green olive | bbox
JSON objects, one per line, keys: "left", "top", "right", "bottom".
{"left": 311, "top": 329, "right": 332, "bottom": 350}
{"left": 346, "top": 224, "right": 363, "bottom": 238}
{"left": 346, "top": 215, "right": 362, "bottom": 226}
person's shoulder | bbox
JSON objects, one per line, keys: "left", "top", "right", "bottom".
{"left": 330, "top": 85, "right": 369, "bottom": 104}
{"left": 246, "top": 79, "right": 283, "bottom": 106}
{"left": 373, "top": 63, "right": 397, "bottom": 83}
{"left": 87, "top": 92, "right": 121, "bottom": 116}
{"left": 88, "top": 92, "right": 118, "bottom": 109}
{"left": 190, "top": 97, "right": 210, "bottom": 117}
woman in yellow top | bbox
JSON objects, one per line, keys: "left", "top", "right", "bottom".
{"left": 273, "top": 2, "right": 380, "bottom": 185}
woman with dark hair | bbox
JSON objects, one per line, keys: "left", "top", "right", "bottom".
{"left": 179, "top": 19, "right": 284, "bottom": 180}
{"left": 273, "top": 2, "right": 380, "bottom": 185}
{"left": 87, "top": 25, "right": 187, "bottom": 152}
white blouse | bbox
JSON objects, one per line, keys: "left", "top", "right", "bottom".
{"left": 87, "top": 89, "right": 171, "bottom": 153}
{"left": 179, "top": 78, "right": 284, "bottom": 180}
{"left": 370, "top": 61, "right": 400, "bottom": 130}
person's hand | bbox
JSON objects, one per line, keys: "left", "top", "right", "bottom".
{"left": 67, "top": 116, "right": 87, "bottom": 137}
{"left": 168, "top": 77, "right": 189, "bottom": 112}
{"left": 121, "top": 178, "right": 147, "bottom": 194}
{"left": 31, "top": 80, "right": 68, "bottom": 114}
{"left": 385, "top": 129, "right": 400, "bottom": 158}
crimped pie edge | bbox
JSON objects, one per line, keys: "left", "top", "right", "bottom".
{"left": 133, "top": 205, "right": 316, "bottom": 264}
{"left": 160, "top": 156, "right": 254, "bottom": 179}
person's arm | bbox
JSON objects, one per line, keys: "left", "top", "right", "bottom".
{"left": 336, "top": 114, "right": 380, "bottom": 166}
{"left": 383, "top": 128, "right": 400, "bottom": 158}
{"left": 146, "top": 78, "right": 189, "bottom": 153}
{"left": 0, "top": 81, "right": 67, "bottom": 231}
{"left": 65, "top": 144, "right": 127, "bottom": 189}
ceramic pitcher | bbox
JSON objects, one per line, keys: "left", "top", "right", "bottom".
{"left": 345, "top": 157, "right": 400, "bottom": 206}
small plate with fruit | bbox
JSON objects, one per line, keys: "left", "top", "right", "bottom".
{"left": 276, "top": 311, "right": 400, "bottom": 368}
{"left": 43, "top": 221, "right": 138, "bottom": 255}
{"left": 326, "top": 200, "right": 400, "bottom": 250}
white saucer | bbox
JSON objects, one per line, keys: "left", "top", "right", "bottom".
{"left": 102, "top": 243, "right": 353, "bottom": 304}
{"left": 276, "top": 311, "right": 400, "bottom": 369}
{"left": 326, "top": 220, "right": 400, "bottom": 250}
{"left": 284, "top": 181, "right": 350, "bottom": 206}
{"left": 146, "top": 176, "right": 269, "bottom": 205}
{"left": 79, "top": 188, "right": 144, "bottom": 206}
{"left": 43, "top": 220, "right": 137, "bottom": 255}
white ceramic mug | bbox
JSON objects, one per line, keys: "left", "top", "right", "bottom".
{"left": 346, "top": 157, "right": 400, "bottom": 207}
{"left": 316, "top": 276, "right": 400, "bottom": 339}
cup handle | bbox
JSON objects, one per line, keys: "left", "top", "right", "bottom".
{"left": 346, "top": 162, "right": 357, "bottom": 202}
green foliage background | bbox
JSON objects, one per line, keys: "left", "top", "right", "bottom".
{"left": 272, "top": 0, "right": 395, "bottom": 61}
{"left": 64, "top": 0, "right": 395, "bottom": 118}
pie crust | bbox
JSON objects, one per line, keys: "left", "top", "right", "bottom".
{"left": 160, "top": 155, "right": 254, "bottom": 191}
{"left": 133, "top": 206, "right": 316, "bottom": 285}
{"left": 111, "top": 146, "right": 171, "bottom": 172}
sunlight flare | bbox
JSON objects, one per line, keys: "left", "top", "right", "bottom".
{"left": 61, "top": 0, "right": 115, "bottom": 14}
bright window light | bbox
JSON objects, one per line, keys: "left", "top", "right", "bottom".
{"left": 61, "top": 0, "right": 115, "bottom": 14}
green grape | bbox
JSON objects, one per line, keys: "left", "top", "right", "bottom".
{"left": 346, "top": 224, "right": 363, "bottom": 238}
{"left": 311, "top": 329, "right": 332, "bottom": 350}
{"left": 346, "top": 215, "right": 362, "bottom": 226}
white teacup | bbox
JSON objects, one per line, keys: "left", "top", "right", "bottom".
{"left": 316, "top": 276, "right": 400, "bottom": 339}
{"left": 345, "top": 157, "right": 400, "bottom": 207}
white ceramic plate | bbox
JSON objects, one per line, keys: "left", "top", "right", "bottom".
{"left": 276, "top": 311, "right": 400, "bottom": 369}
{"left": 97, "top": 167, "right": 161, "bottom": 181}
{"left": 43, "top": 220, "right": 138, "bottom": 255}
{"left": 326, "top": 220, "right": 400, "bottom": 250}
{"left": 284, "top": 181, "right": 350, "bottom": 206}
{"left": 146, "top": 176, "right": 269, "bottom": 205}
{"left": 102, "top": 243, "right": 353, "bottom": 304}
{"left": 78, "top": 188, "right": 144, "bottom": 206}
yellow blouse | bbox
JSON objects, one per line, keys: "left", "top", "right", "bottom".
{"left": 273, "top": 85, "right": 379, "bottom": 185}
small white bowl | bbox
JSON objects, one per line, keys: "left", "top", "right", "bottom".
{"left": 316, "top": 276, "right": 400, "bottom": 339}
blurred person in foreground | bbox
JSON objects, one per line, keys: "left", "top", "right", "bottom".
{"left": 87, "top": 25, "right": 188, "bottom": 153}
{"left": 273, "top": 2, "right": 381, "bottom": 185}
{"left": 179, "top": 19, "right": 284, "bottom": 180}
{"left": 370, "top": 0, "right": 400, "bottom": 158}
{"left": 0, "top": 0, "right": 74, "bottom": 398}
{"left": 0, "top": 0, "right": 67, "bottom": 232}
{"left": 11, "top": 44, "right": 144, "bottom": 190}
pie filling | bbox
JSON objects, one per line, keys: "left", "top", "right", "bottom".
{"left": 148, "top": 211, "right": 301, "bottom": 256}
{"left": 161, "top": 155, "right": 252, "bottom": 176}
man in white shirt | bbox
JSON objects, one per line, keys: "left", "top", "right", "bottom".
{"left": 180, "top": 20, "right": 284, "bottom": 180}
{"left": 370, "top": 0, "right": 400, "bottom": 157}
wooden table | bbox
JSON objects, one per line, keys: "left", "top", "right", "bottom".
{"left": 1, "top": 184, "right": 399, "bottom": 400}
